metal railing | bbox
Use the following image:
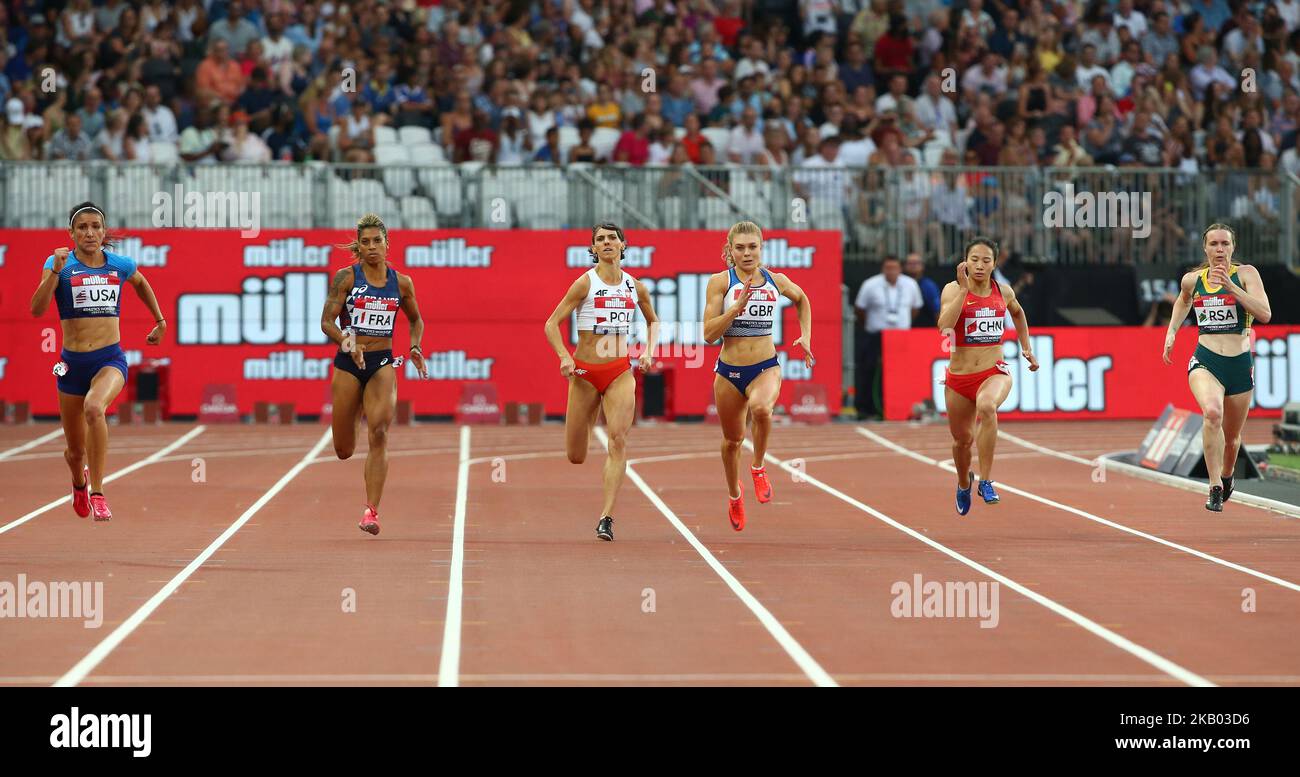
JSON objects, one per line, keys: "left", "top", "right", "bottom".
{"left": 2, "top": 160, "right": 1295, "bottom": 267}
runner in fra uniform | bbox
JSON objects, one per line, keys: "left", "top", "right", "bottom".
{"left": 1162, "top": 223, "right": 1272, "bottom": 512}
{"left": 544, "top": 223, "right": 660, "bottom": 541}
{"left": 702, "top": 221, "right": 814, "bottom": 531}
{"left": 320, "top": 214, "right": 429, "bottom": 536}
{"left": 28, "top": 202, "right": 167, "bottom": 522}
{"left": 936, "top": 237, "right": 1039, "bottom": 516}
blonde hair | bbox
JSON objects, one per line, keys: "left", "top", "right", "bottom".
{"left": 722, "top": 221, "right": 763, "bottom": 267}
{"left": 337, "top": 213, "right": 389, "bottom": 259}
{"left": 1197, "top": 222, "right": 1236, "bottom": 271}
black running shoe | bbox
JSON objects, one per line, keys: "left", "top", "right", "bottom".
{"left": 596, "top": 516, "right": 614, "bottom": 541}
{"left": 1221, "top": 476, "right": 1234, "bottom": 503}
{"left": 1205, "top": 485, "right": 1224, "bottom": 512}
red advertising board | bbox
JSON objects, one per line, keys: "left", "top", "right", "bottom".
{"left": 883, "top": 326, "right": 1300, "bottom": 420}
{"left": 0, "top": 230, "right": 842, "bottom": 417}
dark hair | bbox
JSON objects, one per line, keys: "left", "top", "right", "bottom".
{"left": 963, "top": 235, "right": 999, "bottom": 261}
{"left": 67, "top": 201, "right": 119, "bottom": 248}
{"left": 588, "top": 222, "right": 626, "bottom": 263}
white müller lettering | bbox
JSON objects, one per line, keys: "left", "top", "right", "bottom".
{"left": 243, "top": 350, "right": 332, "bottom": 380}
{"left": 406, "top": 350, "right": 495, "bottom": 380}
{"left": 178, "top": 273, "right": 329, "bottom": 345}
{"left": 49, "top": 707, "right": 151, "bottom": 758}
{"left": 243, "top": 238, "right": 331, "bottom": 267}
{"left": 405, "top": 238, "right": 494, "bottom": 267}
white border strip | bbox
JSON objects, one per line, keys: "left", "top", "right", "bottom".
{"left": 757, "top": 436, "right": 1214, "bottom": 687}
{"left": 0, "top": 429, "right": 63, "bottom": 461}
{"left": 0, "top": 426, "right": 207, "bottom": 536}
{"left": 437, "top": 425, "right": 472, "bottom": 688}
{"left": 54, "top": 428, "right": 331, "bottom": 687}
{"left": 996, "top": 429, "right": 1300, "bottom": 519}
{"left": 597, "top": 426, "right": 838, "bottom": 687}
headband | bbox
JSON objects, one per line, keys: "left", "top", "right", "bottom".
{"left": 69, "top": 206, "right": 105, "bottom": 226}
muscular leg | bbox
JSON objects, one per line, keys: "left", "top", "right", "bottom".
{"left": 58, "top": 391, "right": 87, "bottom": 488}
{"left": 945, "top": 388, "right": 977, "bottom": 488}
{"left": 82, "top": 368, "right": 126, "bottom": 492}
{"left": 1189, "top": 369, "right": 1227, "bottom": 489}
{"left": 331, "top": 368, "right": 364, "bottom": 460}
{"left": 1220, "top": 389, "right": 1253, "bottom": 481}
{"left": 597, "top": 370, "right": 636, "bottom": 517}
{"left": 361, "top": 366, "right": 397, "bottom": 508}
{"left": 564, "top": 375, "right": 602, "bottom": 464}
{"left": 715, "top": 375, "right": 749, "bottom": 498}
{"left": 744, "top": 367, "right": 782, "bottom": 464}
{"left": 973, "top": 374, "right": 1012, "bottom": 482}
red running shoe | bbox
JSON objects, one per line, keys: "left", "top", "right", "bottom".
{"left": 89, "top": 493, "right": 112, "bottom": 522}
{"left": 72, "top": 466, "right": 91, "bottom": 518}
{"left": 728, "top": 494, "right": 746, "bottom": 531}
{"left": 359, "top": 505, "right": 380, "bottom": 535}
{"left": 751, "top": 466, "right": 773, "bottom": 503}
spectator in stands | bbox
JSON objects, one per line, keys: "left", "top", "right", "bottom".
{"left": 1053, "top": 124, "right": 1094, "bottom": 166}
{"left": 94, "top": 108, "right": 128, "bottom": 161}
{"left": 854, "top": 256, "right": 923, "bottom": 419}
{"left": 533, "top": 126, "right": 563, "bottom": 164}
{"left": 441, "top": 92, "right": 474, "bottom": 153}
{"left": 45, "top": 112, "right": 93, "bottom": 161}
{"left": 496, "top": 108, "right": 531, "bottom": 165}
{"left": 393, "top": 70, "right": 436, "bottom": 130}
{"left": 0, "top": 96, "right": 32, "bottom": 160}
{"left": 916, "top": 72, "right": 957, "bottom": 146}
{"left": 262, "top": 103, "right": 305, "bottom": 162}
{"left": 568, "top": 118, "right": 599, "bottom": 163}
{"left": 872, "top": 14, "right": 914, "bottom": 89}
{"left": 905, "top": 252, "right": 942, "bottom": 328}
{"left": 222, "top": 110, "right": 271, "bottom": 163}
{"left": 587, "top": 82, "right": 621, "bottom": 129}
{"left": 179, "top": 102, "right": 227, "bottom": 165}
{"left": 963, "top": 50, "right": 1009, "bottom": 98}
{"left": 727, "top": 105, "right": 764, "bottom": 164}
{"left": 452, "top": 108, "right": 497, "bottom": 163}
{"left": 1189, "top": 47, "right": 1237, "bottom": 101}
{"left": 612, "top": 113, "right": 652, "bottom": 165}
{"left": 196, "top": 39, "right": 246, "bottom": 106}
{"left": 209, "top": 0, "right": 261, "bottom": 57}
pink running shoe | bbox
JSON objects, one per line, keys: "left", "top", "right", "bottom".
{"left": 359, "top": 505, "right": 380, "bottom": 535}
{"left": 72, "top": 466, "right": 91, "bottom": 518}
{"left": 751, "top": 466, "right": 773, "bottom": 504}
{"left": 89, "top": 493, "right": 112, "bottom": 522}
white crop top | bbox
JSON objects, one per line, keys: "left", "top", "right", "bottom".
{"left": 575, "top": 267, "right": 638, "bottom": 335}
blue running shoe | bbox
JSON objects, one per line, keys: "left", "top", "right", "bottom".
{"left": 978, "top": 479, "right": 1000, "bottom": 504}
{"left": 956, "top": 472, "right": 974, "bottom": 516}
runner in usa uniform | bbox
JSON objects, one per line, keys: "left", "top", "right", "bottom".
{"left": 28, "top": 202, "right": 167, "bottom": 522}
{"left": 702, "top": 221, "right": 814, "bottom": 531}
{"left": 320, "top": 214, "right": 429, "bottom": 535}
{"left": 1163, "top": 223, "right": 1272, "bottom": 512}
{"left": 544, "top": 223, "right": 660, "bottom": 541}
{"left": 936, "top": 237, "right": 1039, "bottom": 516}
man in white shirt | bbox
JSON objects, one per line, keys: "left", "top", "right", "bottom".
{"left": 1279, "top": 0, "right": 1300, "bottom": 33}
{"left": 962, "top": 51, "right": 1008, "bottom": 98}
{"left": 141, "top": 85, "right": 178, "bottom": 144}
{"left": 914, "top": 73, "right": 958, "bottom": 146}
{"left": 727, "top": 105, "right": 765, "bottom": 163}
{"left": 1221, "top": 14, "right": 1264, "bottom": 70}
{"left": 733, "top": 38, "right": 771, "bottom": 86}
{"left": 1112, "top": 0, "right": 1147, "bottom": 39}
{"left": 854, "top": 255, "right": 923, "bottom": 418}
{"left": 1075, "top": 45, "right": 1111, "bottom": 91}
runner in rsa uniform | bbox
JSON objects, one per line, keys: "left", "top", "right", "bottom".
{"left": 936, "top": 237, "right": 1039, "bottom": 516}
{"left": 1163, "top": 223, "right": 1271, "bottom": 512}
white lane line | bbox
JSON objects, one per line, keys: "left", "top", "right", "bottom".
{"left": 53, "top": 428, "right": 332, "bottom": 687}
{"left": 596, "top": 426, "right": 837, "bottom": 688}
{"left": 0, "top": 429, "right": 63, "bottom": 461}
{"left": 437, "top": 425, "right": 472, "bottom": 688}
{"left": 997, "top": 429, "right": 1300, "bottom": 519}
{"left": 0, "top": 426, "right": 208, "bottom": 536}
{"left": 749, "top": 437, "right": 1214, "bottom": 688}
{"left": 856, "top": 427, "right": 1300, "bottom": 595}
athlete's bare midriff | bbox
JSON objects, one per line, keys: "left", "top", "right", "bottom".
{"left": 719, "top": 335, "right": 777, "bottom": 366}
{"left": 60, "top": 317, "right": 121, "bottom": 352}
{"left": 947, "top": 343, "right": 1003, "bottom": 374}
{"left": 573, "top": 331, "right": 632, "bottom": 364}
{"left": 1197, "top": 331, "right": 1251, "bottom": 358}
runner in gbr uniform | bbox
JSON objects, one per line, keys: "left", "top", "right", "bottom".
{"left": 543, "top": 223, "right": 660, "bottom": 542}
{"left": 702, "top": 221, "right": 814, "bottom": 531}
{"left": 936, "top": 236, "right": 1039, "bottom": 516}
{"left": 28, "top": 202, "right": 167, "bottom": 522}
{"left": 1162, "top": 223, "right": 1271, "bottom": 512}
{"left": 320, "top": 214, "right": 429, "bottom": 536}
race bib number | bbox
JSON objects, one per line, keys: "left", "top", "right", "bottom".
{"left": 349, "top": 296, "right": 400, "bottom": 334}
{"left": 963, "top": 309, "right": 1004, "bottom": 344}
{"left": 594, "top": 294, "right": 635, "bottom": 334}
{"left": 70, "top": 272, "right": 121, "bottom": 312}
{"left": 1193, "top": 294, "right": 1239, "bottom": 331}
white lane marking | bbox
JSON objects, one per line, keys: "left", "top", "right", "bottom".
{"left": 437, "top": 425, "right": 473, "bottom": 688}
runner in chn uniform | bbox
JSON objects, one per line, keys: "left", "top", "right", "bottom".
{"left": 543, "top": 223, "right": 660, "bottom": 541}
{"left": 936, "top": 236, "right": 1039, "bottom": 516}
{"left": 321, "top": 214, "right": 429, "bottom": 535}
{"left": 702, "top": 221, "right": 814, "bottom": 531}
{"left": 29, "top": 202, "right": 167, "bottom": 522}
{"left": 1163, "top": 223, "right": 1271, "bottom": 512}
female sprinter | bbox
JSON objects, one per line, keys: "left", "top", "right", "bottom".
{"left": 936, "top": 236, "right": 1039, "bottom": 516}
{"left": 702, "top": 221, "right": 813, "bottom": 531}
{"left": 320, "top": 214, "right": 428, "bottom": 535}
{"left": 29, "top": 202, "right": 166, "bottom": 521}
{"left": 543, "top": 223, "right": 659, "bottom": 541}
{"left": 1162, "top": 223, "right": 1271, "bottom": 511}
